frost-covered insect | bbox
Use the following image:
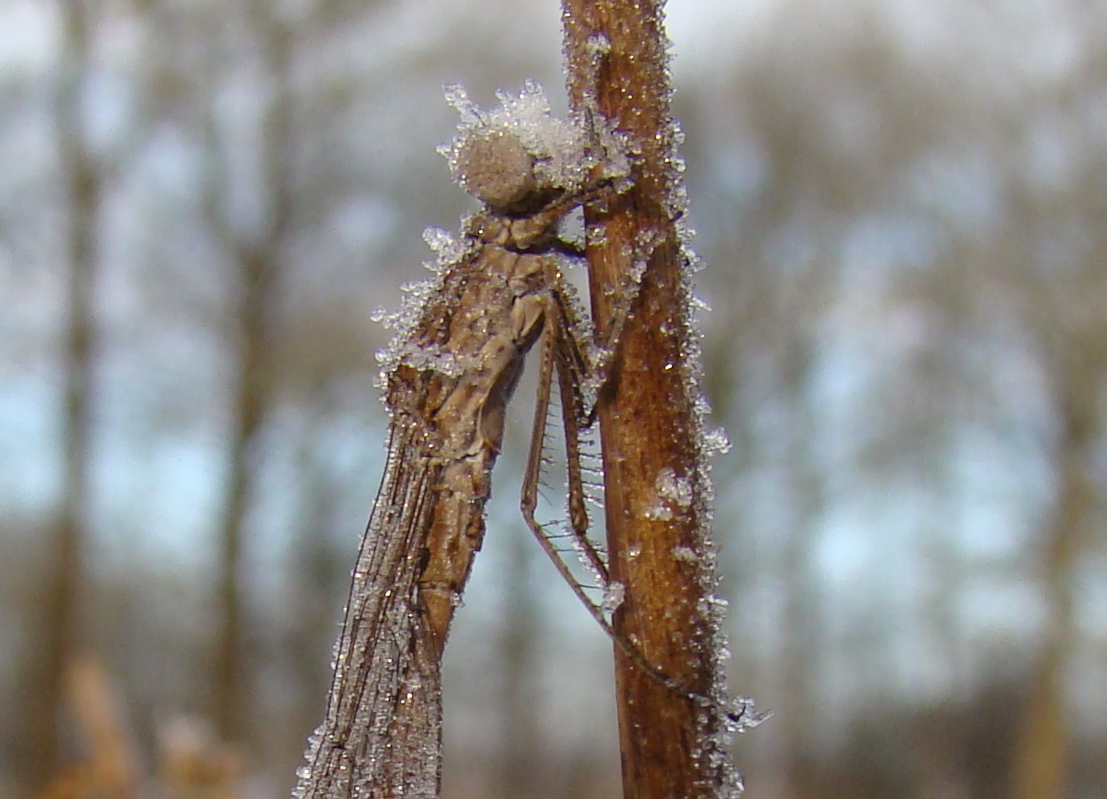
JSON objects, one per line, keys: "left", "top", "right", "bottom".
{"left": 292, "top": 82, "right": 628, "bottom": 799}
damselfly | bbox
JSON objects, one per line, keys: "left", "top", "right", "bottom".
{"left": 293, "top": 83, "right": 751, "bottom": 799}
{"left": 292, "top": 84, "right": 628, "bottom": 799}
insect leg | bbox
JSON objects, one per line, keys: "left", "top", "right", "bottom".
{"left": 519, "top": 306, "right": 684, "bottom": 699}
{"left": 520, "top": 319, "right": 607, "bottom": 595}
{"left": 524, "top": 286, "right": 757, "bottom": 728}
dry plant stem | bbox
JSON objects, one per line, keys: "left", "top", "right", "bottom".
{"left": 563, "top": 2, "right": 728, "bottom": 798}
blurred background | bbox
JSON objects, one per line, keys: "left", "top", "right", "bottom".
{"left": 2, "top": 0, "right": 1105, "bottom": 797}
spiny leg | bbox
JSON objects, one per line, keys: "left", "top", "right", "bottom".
{"left": 519, "top": 304, "right": 748, "bottom": 721}
{"left": 532, "top": 279, "right": 766, "bottom": 729}
{"left": 520, "top": 319, "right": 608, "bottom": 597}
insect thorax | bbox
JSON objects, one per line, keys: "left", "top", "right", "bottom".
{"left": 466, "top": 203, "right": 567, "bottom": 253}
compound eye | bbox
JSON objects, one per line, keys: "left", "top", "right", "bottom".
{"left": 451, "top": 128, "right": 538, "bottom": 211}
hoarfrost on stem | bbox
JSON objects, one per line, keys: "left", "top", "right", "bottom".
{"left": 656, "top": 466, "right": 693, "bottom": 508}
{"left": 601, "top": 581, "right": 626, "bottom": 616}
{"left": 671, "top": 545, "right": 698, "bottom": 564}
{"left": 701, "top": 426, "right": 733, "bottom": 457}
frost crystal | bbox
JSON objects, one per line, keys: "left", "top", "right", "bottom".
{"left": 656, "top": 467, "right": 693, "bottom": 507}
{"left": 644, "top": 468, "right": 696, "bottom": 521}
{"left": 374, "top": 277, "right": 438, "bottom": 374}
{"left": 585, "top": 32, "right": 611, "bottom": 56}
{"left": 601, "top": 581, "right": 626, "bottom": 616}
{"left": 422, "top": 226, "right": 466, "bottom": 267}
{"left": 442, "top": 83, "right": 482, "bottom": 126}
{"left": 702, "top": 426, "right": 732, "bottom": 456}
{"left": 672, "top": 545, "right": 697, "bottom": 563}
{"left": 725, "top": 696, "right": 773, "bottom": 735}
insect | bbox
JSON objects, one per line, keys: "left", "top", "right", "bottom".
{"left": 293, "top": 83, "right": 753, "bottom": 799}
{"left": 292, "top": 84, "right": 625, "bottom": 799}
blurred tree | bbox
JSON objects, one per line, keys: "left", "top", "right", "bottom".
{"left": 196, "top": 0, "right": 297, "bottom": 743}
{"left": 33, "top": 0, "right": 104, "bottom": 785}
{"left": 1001, "top": 186, "right": 1106, "bottom": 799}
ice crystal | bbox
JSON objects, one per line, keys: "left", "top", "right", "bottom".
{"left": 422, "top": 226, "right": 466, "bottom": 266}
{"left": 725, "top": 696, "right": 773, "bottom": 735}
{"left": 442, "top": 84, "right": 482, "bottom": 126}
{"left": 702, "top": 426, "right": 733, "bottom": 456}
{"left": 656, "top": 467, "right": 693, "bottom": 508}
{"left": 373, "top": 276, "right": 438, "bottom": 378}
{"left": 585, "top": 32, "right": 611, "bottom": 56}
{"left": 672, "top": 545, "right": 698, "bottom": 564}
{"left": 601, "top": 581, "right": 625, "bottom": 616}
{"left": 369, "top": 306, "right": 401, "bottom": 328}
